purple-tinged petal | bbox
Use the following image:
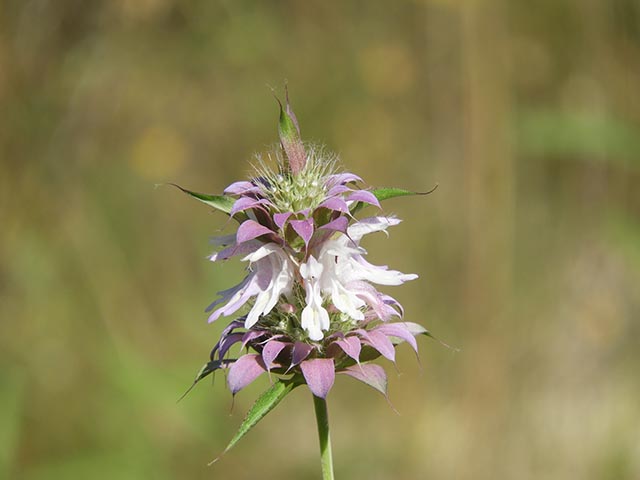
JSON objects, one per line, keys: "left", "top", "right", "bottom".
{"left": 300, "top": 358, "right": 335, "bottom": 398}
{"left": 290, "top": 341, "right": 314, "bottom": 368}
{"left": 262, "top": 340, "right": 289, "bottom": 370}
{"left": 274, "top": 212, "right": 292, "bottom": 230}
{"left": 236, "top": 220, "right": 275, "bottom": 244}
{"left": 209, "top": 319, "right": 244, "bottom": 359}
{"left": 358, "top": 330, "right": 396, "bottom": 362}
{"left": 218, "top": 333, "right": 244, "bottom": 360}
{"left": 240, "top": 330, "right": 267, "bottom": 350}
{"left": 209, "top": 239, "right": 262, "bottom": 262}
{"left": 333, "top": 336, "right": 362, "bottom": 363}
{"left": 339, "top": 364, "right": 388, "bottom": 396}
{"left": 327, "top": 185, "right": 352, "bottom": 197}
{"left": 325, "top": 173, "right": 363, "bottom": 187}
{"left": 230, "top": 197, "right": 271, "bottom": 216}
{"left": 290, "top": 218, "right": 314, "bottom": 245}
{"left": 318, "top": 216, "right": 349, "bottom": 234}
{"left": 319, "top": 197, "right": 349, "bottom": 214}
{"left": 347, "top": 190, "right": 381, "bottom": 208}
{"left": 224, "top": 181, "right": 262, "bottom": 195}
{"left": 374, "top": 323, "right": 418, "bottom": 353}
{"left": 227, "top": 354, "right": 267, "bottom": 395}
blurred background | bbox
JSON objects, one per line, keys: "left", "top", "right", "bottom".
{"left": 1, "top": 0, "right": 640, "bottom": 479}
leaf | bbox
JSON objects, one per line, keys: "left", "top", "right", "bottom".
{"left": 276, "top": 93, "right": 306, "bottom": 174}
{"left": 178, "top": 359, "right": 235, "bottom": 402}
{"left": 350, "top": 184, "right": 438, "bottom": 214}
{"left": 213, "top": 377, "right": 302, "bottom": 463}
{"left": 402, "top": 322, "right": 459, "bottom": 351}
{"left": 372, "top": 185, "right": 438, "bottom": 202}
{"left": 166, "top": 183, "right": 236, "bottom": 215}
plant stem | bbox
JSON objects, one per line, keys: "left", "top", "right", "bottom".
{"left": 313, "top": 395, "right": 334, "bottom": 480}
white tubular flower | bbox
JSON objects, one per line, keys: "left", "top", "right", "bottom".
{"left": 300, "top": 256, "right": 330, "bottom": 341}
{"left": 311, "top": 216, "right": 418, "bottom": 324}
{"left": 208, "top": 243, "right": 295, "bottom": 329}
{"left": 243, "top": 244, "right": 296, "bottom": 328}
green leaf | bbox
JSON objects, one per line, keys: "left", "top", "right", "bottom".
{"left": 278, "top": 101, "right": 300, "bottom": 144}
{"left": 165, "top": 183, "right": 235, "bottom": 215}
{"left": 372, "top": 185, "right": 438, "bottom": 202}
{"left": 351, "top": 184, "right": 438, "bottom": 215}
{"left": 178, "top": 359, "right": 236, "bottom": 402}
{"left": 213, "top": 376, "right": 302, "bottom": 463}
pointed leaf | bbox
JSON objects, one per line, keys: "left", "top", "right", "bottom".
{"left": 179, "top": 359, "right": 235, "bottom": 401}
{"left": 277, "top": 96, "right": 306, "bottom": 174}
{"left": 340, "top": 364, "right": 388, "bottom": 396}
{"left": 402, "top": 322, "right": 458, "bottom": 351}
{"left": 350, "top": 185, "right": 438, "bottom": 214}
{"left": 217, "top": 377, "right": 302, "bottom": 461}
{"left": 168, "top": 183, "right": 235, "bottom": 214}
{"left": 372, "top": 185, "right": 438, "bottom": 202}
{"left": 300, "top": 358, "right": 335, "bottom": 398}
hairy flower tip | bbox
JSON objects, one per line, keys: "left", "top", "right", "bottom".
{"left": 251, "top": 143, "right": 340, "bottom": 214}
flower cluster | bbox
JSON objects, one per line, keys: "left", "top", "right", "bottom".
{"left": 184, "top": 95, "right": 431, "bottom": 401}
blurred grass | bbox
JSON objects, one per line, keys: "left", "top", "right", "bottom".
{"left": 1, "top": 0, "right": 640, "bottom": 479}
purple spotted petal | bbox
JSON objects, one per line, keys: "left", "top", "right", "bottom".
{"left": 347, "top": 190, "right": 381, "bottom": 208}
{"left": 274, "top": 212, "right": 292, "bottom": 229}
{"left": 300, "top": 358, "right": 335, "bottom": 398}
{"left": 374, "top": 323, "right": 418, "bottom": 353}
{"left": 291, "top": 341, "right": 314, "bottom": 368}
{"left": 333, "top": 335, "right": 362, "bottom": 362}
{"left": 226, "top": 354, "right": 267, "bottom": 395}
{"left": 339, "top": 364, "right": 387, "bottom": 396}
{"left": 236, "top": 220, "right": 274, "bottom": 243}
{"left": 262, "top": 340, "right": 289, "bottom": 370}
{"left": 224, "top": 181, "right": 262, "bottom": 195}
{"left": 290, "top": 218, "right": 314, "bottom": 245}
{"left": 358, "top": 329, "right": 396, "bottom": 362}
{"left": 319, "top": 197, "right": 349, "bottom": 213}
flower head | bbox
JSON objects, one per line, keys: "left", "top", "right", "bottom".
{"left": 180, "top": 92, "right": 435, "bottom": 403}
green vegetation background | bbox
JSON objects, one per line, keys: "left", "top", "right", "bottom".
{"left": 1, "top": 1, "right": 639, "bottom": 479}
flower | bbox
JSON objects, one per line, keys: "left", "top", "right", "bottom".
{"left": 181, "top": 93, "right": 435, "bottom": 403}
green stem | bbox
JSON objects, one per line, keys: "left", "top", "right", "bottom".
{"left": 313, "top": 395, "right": 335, "bottom": 480}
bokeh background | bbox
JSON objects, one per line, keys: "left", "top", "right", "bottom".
{"left": 2, "top": 1, "right": 640, "bottom": 479}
